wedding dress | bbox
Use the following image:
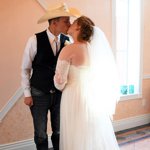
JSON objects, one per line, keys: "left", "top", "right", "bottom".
{"left": 54, "top": 27, "right": 120, "bottom": 150}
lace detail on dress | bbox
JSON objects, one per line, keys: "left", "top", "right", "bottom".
{"left": 54, "top": 59, "right": 70, "bottom": 90}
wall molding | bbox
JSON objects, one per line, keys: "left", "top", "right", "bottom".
{"left": 0, "top": 138, "right": 36, "bottom": 150}
{"left": 0, "top": 136, "right": 52, "bottom": 150}
{"left": 112, "top": 113, "right": 150, "bottom": 132}
{"left": 143, "top": 74, "right": 150, "bottom": 79}
{"left": 0, "top": 87, "right": 23, "bottom": 122}
{"left": 36, "top": 0, "right": 47, "bottom": 9}
{"left": 1, "top": 114, "right": 150, "bottom": 149}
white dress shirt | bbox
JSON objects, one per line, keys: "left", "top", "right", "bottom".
{"left": 21, "top": 29, "right": 60, "bottom": 97}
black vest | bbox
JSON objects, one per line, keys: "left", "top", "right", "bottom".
{"left": 30, "top": 30, "right": 69, "bottom": 93}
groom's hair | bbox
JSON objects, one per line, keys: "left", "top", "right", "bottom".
{"left": 76, "top": 16, "right": 95, "bottom": 42}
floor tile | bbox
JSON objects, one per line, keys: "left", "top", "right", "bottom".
{"left": 116, "top": 124, "right": 150, "bottom": 150}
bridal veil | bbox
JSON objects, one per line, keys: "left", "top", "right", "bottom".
{"left": 87, "top": 26, "right": 120, "bottom": 117}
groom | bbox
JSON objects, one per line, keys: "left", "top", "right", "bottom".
{"left": 21, "top": 3, "right": 80, "bottom": 150}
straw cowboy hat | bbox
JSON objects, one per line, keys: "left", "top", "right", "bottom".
{"left": 38, "top": 3, "right": 81, "bottom": 23}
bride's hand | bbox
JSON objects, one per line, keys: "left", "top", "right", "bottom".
{"left": 54, "top": 73, "right": 62, "bottom": 84}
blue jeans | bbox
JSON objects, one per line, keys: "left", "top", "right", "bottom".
{"left": 30, "top": 87, "right": 61, "bottom": 150}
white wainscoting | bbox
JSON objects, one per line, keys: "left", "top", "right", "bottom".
{"left": 112, "top": 113, "right": 150, "bottom": 132}
{"left": 0, "top": 139, "right": 36, "bottom": 150}
{"left": 0, "top": 137, "right": 52, "bottom": 150}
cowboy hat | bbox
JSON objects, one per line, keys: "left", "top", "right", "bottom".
{"left": 37, "top": 3, "right": 81, "bottom": 24}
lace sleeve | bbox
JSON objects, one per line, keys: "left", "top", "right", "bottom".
{"left": 54, "top": 59, "right": 70, "bottom": 91}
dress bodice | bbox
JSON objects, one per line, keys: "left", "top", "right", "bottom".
{"left": 54, "top": 60, "right": 89, "bottom": 90}
{"left": 67, "top": 65, "right": 89, "bottom": 84}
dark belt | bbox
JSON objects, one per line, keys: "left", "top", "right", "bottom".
{"left": 31, "top": 87, "right": 55, "bottom": 95}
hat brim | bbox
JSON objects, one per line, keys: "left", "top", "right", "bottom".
{"left": 37, "top": 8, "right": 81, "bottom": 24}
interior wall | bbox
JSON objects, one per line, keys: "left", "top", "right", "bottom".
{"left": 0, "top": 0, "right": 47, "bottom": 110}
{"left": 143, "top": 0, "right": 150, "bottom": 75}
{"left": 0, "top": 0, "right": 150, "bottom": 144}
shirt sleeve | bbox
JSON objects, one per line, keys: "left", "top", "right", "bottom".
{"left": 54, "top": 59, "right": 70, "bottom": 91}
{"left": 21, "top": 35, "right": 37, "bottom": 97}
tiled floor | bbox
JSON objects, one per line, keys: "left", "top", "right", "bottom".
{"left": 116, "top": 124, "right": 150, "bottom": 150}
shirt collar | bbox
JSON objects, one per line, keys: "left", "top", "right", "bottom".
{"left": 46, "top": 29, "right": 60, "bottom": 43}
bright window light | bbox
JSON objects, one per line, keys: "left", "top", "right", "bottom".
{"left": 114, "top": 0, "right": 142, "bottom": 98}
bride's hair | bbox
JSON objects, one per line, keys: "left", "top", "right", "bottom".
{"left": 76, "top": 16, "right": 95, "bottom": 42}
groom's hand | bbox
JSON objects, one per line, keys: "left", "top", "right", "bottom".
{"left": 24, "top": 97, "right": 33, "bottom": 107}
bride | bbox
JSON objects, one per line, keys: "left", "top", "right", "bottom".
{"left": 54, "top": 16, "right": 120, "bottom": 150}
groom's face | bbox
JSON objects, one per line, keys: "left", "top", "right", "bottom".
{"left": 55, "top": 17, "right": 71, "bottom": 34}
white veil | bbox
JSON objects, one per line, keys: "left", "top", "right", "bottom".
{"left": 87, "top": 26, "right": 120, "bottom": 117}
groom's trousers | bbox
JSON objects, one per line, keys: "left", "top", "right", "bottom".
{"left": 30, "top": 87, "right": 61, "bottom": 150}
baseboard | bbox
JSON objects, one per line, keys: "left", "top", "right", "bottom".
{"left": 0, "top": 138, "right": 36, "bottom": 150}
{"left": 0, "top": 136, "right": 52, "bottom": 150}
{"left": 1, "top": 114, "right": 150, "bottom": 150}
{"left": 112, "top": 113, "right": 150, "bottom": 132}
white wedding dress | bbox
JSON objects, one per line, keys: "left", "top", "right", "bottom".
{"left": 54, "top": 59, "right": 120, "bottom": 150}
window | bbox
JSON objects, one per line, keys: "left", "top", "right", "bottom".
{"left": 113, "top": 0, "right": 142, "bottom": 100}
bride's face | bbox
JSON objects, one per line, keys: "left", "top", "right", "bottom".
{"left": 67, "top": 20, "right": 80, "bottom": 37}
